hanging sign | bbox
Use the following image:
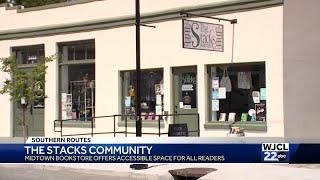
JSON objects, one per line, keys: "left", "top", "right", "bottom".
{"left": 183, "top": 19, "right": 223, "bottom": 51}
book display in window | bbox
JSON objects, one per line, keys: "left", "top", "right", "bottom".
{"left": 255, "top": 103, "right": 266, "bottom": 122}
{"left": 61, "top": 93, "right": 72, "bottom": 120}
{"left": 122, "top": 70, "right": 164, "bottom": 120}
{"left": 124, "top": 85, "right": 136, "bottom": 116}
{"left": 209, "top": 64, "right": 267, "bottom": 123}
{"left": 154, "top": 83, "right": 164, "bottom": 120}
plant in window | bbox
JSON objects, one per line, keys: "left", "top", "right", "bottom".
{"left": 0, "top": 55, "right": 54, "bottom": 140}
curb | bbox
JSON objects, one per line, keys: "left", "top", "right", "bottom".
{"left": 0, "top": 164, "right": 174, "bottom": 180}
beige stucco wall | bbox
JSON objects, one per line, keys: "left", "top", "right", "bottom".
{"left": 0, "top": 0, "right": 230, "bottom": 31}
{"left": 0, "top": 44, "right": 12, "bottom": 137}
{"left": 0, "top": 2, "right": 283, "bottom": 137}
{"left": 283, "top": 0, "right": 320, "bottom": 139}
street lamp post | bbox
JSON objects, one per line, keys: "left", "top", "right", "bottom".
{"left": 135, "top": 0, "right": 142, "bottom": 137}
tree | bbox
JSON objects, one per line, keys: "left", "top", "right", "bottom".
{"left": 0, "top": 56, "right": 54, "bottom": 139}
{"left": 2, "top": 0, "right": 68, "bottom": 8}
{"left": 18, "top": 0, "right": 68, "bottom": 8}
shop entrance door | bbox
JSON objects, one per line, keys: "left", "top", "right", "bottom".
{"left": 172, "top": 66, "right": 198, "bottom": 136}
{"left": 13, "top": 103, "right": 44, "bottom": 137}
{"left": 13, "top": 67, "right": 44, "bottom": 137}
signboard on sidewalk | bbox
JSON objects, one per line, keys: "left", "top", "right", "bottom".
{"left": 183, "top": 19, "right": 223, "bottom": 51}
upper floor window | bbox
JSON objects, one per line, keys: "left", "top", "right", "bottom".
{"left": 12, "top": 45, "right": 45, "bottom": 64}
{"left": 59, "top": 40, "right": 95, "bottom": 62}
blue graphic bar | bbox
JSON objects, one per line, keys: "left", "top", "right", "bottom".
{"left": 0, "top": 143, "right": 319, "bottom": 163}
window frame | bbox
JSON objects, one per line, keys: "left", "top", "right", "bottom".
{"left": 205, "top": 62, "right": 267, "bottom": 131}
{"left": 57, "top": 40, "right": 96, "bottom": 126}
{"left": 12, "top": 44, "right": 45, "bottom": 65}
{"left": 119, "top": 68, "right": 165, "bottom": 127}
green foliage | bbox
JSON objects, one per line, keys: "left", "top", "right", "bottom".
{"left": 0, "top": 56, "right": 54, "bottom": 105}
{"left": 0, "top": 0, "right": 6, "bottom": 4}
{"left": 13, "top": 0, "right": 67, "bottom": 8}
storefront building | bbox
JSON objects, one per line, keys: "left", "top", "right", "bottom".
{"left": 0, "top": 0, "right": 316, "bottom": 138}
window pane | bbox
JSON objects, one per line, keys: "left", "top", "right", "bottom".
{"left": 74, "top": 45, "right": 86, "bottom": 60}
{"left": 13, "top": 45, "right": 44, "bottom": 64}
{"left": 87, "top": 45, "right": 95, "bottom": 59}
{"left": 208, "top": 63, "right": 266, "bottom": 122}
{"left": 121, "top": 69, "right": 164, "bottom": 120}
{"left": 59, "top": 40, "right": 95, "bottom": 61}
{"left": 67, "top": 46, "right": 75, "bottom": 60}
{"left": 59, "top": 64, "right": 95, "bottom": 121}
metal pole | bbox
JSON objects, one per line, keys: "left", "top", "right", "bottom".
{"left": 113, "top": 115, "right": 116, "bottom": 137}
{"left": 197, "top": 114, "right": 200, "bottom": 137}
{"left": 135, "top": 0, "right": 142, "bottom": 137}
{"left": 91, "top": 117, "right": 94, "bottom": 137}
{"left": 60, "top": 119, "right": 63, "bottom": 137}
{"left": 158, "top": 116, "right": 160, "bottom": 137}
{"left": 125, "top": 115, "right": 128, "bottom": 137}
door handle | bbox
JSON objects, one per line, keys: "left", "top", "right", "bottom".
{"left": 174, "top": 105, "right": 178, "bottom": 114}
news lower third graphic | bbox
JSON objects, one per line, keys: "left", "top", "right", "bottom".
{"left": 0, "top": 137, "right": 319, "bottom": 163}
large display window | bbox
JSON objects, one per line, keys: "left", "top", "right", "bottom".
{"left": 58, "top": 40, "right": 95, "bottom": 121}
{"left": 208, "top": 63, "right": 266, "bottom": 123}
{"left": 121, "top": 69, "right": 164, "bottom": 120}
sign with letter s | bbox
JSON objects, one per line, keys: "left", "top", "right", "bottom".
{"left": 183, "top": 19, "right": 223, "bottom": 51}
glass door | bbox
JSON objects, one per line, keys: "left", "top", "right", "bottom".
{"left": 172, "top": 66, "right": 198, "bottom": 136}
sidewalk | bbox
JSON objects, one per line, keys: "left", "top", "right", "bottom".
{"left": 1, "top": 163, "right": 319, "bottom": 180}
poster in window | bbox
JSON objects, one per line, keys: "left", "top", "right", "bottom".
{"left": 182, "top": 90, "right": 195, "bottom": 108}
{"left": 181, "top": 73, "right": 197, "bottom": 108}
{"left": 125, "top": 96, "right": 131, "bottom": 107}
{"left": 181, "top": 84, "right": 194, "bottom": 91}
{"left": 184, "top": 105, "right": 191, "bottom": 110}
{"left": 66, "top": 94, "right": 72, "bottom": 104}
{"left": 218, "top": 87, "right": 226, "bottom": 99}
{"left": 156, "top": 95, "right": 162, "bottom": 105}
{"left": 61, "top": 93, "right": 72, "bottom": 120}
{"left": 179, "top": 102, "right": 184, "bottom": 109}
{"left": 183, "top": 92, "right": 192, "bottom": 105}
{"left": 260, "top": 88, "right": 266, "bottom": 100}
{"left": 155, "top": 84, "right": 163, "bottom": 95}
{"left": 255, "top": 103, "right": 266, "bottom": 121}
{"left": 212, "top": 90, "right": 219, "bottom": 100}
{"left": 212, "top": 100, "right": 219, "bottom": 111}
{"left": 155, "top": 105, "right": 162, "bottom": 115}
{"left": 252, "top": 91, "right": 260, "bottom": 103}
{"left": 212, "top": 77, "right": 219, "bottom": 89}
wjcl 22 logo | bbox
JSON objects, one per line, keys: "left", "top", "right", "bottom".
{"left": 262, "top": 143, "right": 289, "bottom": 162}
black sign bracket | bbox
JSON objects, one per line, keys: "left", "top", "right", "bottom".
{"left": 180, "top": 11, "right": 237, "bottom": 24}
